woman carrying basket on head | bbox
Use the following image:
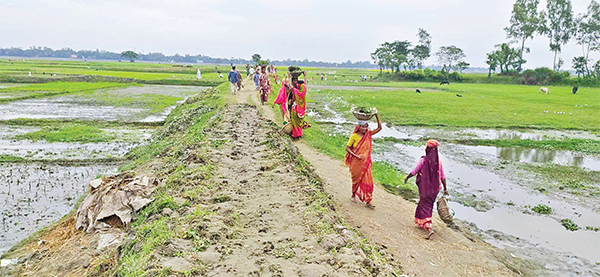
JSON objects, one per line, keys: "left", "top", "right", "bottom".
{"left": 345, "top": 113, "right": 382, "bottom": 208}
{"left": 404, "top": 140, "right": 448, "bottom": 239}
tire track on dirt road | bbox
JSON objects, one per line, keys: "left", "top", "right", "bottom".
{"left": 237, "top": 79, "right": 523, "bottom": 277}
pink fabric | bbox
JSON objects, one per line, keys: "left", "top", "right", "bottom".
{"left": 274, "top": 85, "right": 288, "bottom": 114}
{"left": 410, "top": 157, "right": 445, "bottom": 180}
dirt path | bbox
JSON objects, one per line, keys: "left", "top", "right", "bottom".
{"left": 237, "top": 80, "right": 520, "bottom": 277}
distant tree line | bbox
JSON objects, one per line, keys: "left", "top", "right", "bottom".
{"left": 0, "top": 46, "right": 377, "bottom": 69}
{"left": 489, "top": 0, "right": 600, "bottom": 79}
{"left": 371, "top": 29, "right": 470, "bottom": 74}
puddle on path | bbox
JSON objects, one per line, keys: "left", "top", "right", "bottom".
{"left": 0, "top": 163, "right": 118, "bottom": 255}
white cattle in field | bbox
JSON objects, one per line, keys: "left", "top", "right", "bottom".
{"left": 539, "top": 87, "right": 549, "bottom": 94}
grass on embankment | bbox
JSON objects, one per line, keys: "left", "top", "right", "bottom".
{"left": 310, "top": 83, "right": 600, "bottom": 131}
{"left": 0, "top": 82, "right": 133, "bottom": 102}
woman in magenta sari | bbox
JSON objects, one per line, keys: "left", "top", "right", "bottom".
{"left": 404, "top": 140, "right": 448, "bottom": 239}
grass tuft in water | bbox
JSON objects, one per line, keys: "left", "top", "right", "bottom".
{"left": 532, "top": 204, "right": 552, "bottom": 215}
{"left": 560, "top": 219, "right": 581, "bottom": 231}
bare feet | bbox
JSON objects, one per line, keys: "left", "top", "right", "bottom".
{"left": 351, "top": 197, "right": 357, "bottom": 203}
{"left": 425, "top": 229, "right": 435, "bottom": 240}
{"left": 366, "top": 202, "right": 376, "bottom": 209}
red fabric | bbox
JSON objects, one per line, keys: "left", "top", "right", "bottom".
{"left": 345, "top": 129, "right": 373, "bottom": 203}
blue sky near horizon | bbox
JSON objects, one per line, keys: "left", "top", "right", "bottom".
{"left": 1, "top": 0, "right": 598, "bottom": 69}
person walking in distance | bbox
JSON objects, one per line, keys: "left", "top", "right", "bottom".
{"left": 227, "top": 66, "right": 240, "bottom": 95}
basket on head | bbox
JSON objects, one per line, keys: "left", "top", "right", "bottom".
{"left": 290, "top": 71, "right": 304, "bottom": 78}
{"left": 351, "top": 107, "right": 377, "bottom": 121}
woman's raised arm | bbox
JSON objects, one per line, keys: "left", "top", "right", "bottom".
{"left": 371, "top": 114, "right": 382, "bottom": 135}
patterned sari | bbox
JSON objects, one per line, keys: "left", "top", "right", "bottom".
{"left": 259, "top": 73, "right": 271, "bottom": 102}
{"left": 345, "top": 129, "right": 374, "bottom": 203}
{"left": 290, "top": 83, "right": 306, "bottom": 138}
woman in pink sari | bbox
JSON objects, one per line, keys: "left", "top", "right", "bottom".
{"left": 274, "top": 80, "right": 290, "bottom": 124}
{"left": 345, "top": 117, "right": 382, "bottom": 208}
{"left": 404, "top": 140, "right": 448, "bottom": 239}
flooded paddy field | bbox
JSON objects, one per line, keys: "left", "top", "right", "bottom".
{"left": 0, "top": 125, "right": 152, "bottom": 161}
{"left": 0, "top": 84, "right": 208, "bottom": 122}
{"left": 0, "top": 162, "right": 117, "bottom": 254}
{"left": 0, "top": 84, "right": 196, "bottom": 256}
{"left": 307, "top": 97, "right": 600, "bottom": 276}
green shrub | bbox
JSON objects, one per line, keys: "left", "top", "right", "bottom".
{"left": 519, "top": 67, "right": 569, "bottom": 85}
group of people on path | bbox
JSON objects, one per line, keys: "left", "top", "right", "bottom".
{"left": 230, "top": 64, "right": 446, "bottom": 238}
{"left": 345, "top": 117, "right": 447, "bottom": 239}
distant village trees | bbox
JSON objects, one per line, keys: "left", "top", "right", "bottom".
{"left": 121, "top": 50, "right": 138, "bottom": 62}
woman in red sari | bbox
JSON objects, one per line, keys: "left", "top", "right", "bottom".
{"left": 404, "top": 140, "right": 448, "bottom": 239}
{"left": 345, "top": 116, "right": 382, "bottom": 208}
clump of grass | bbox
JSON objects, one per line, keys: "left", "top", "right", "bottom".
{"left": 561, "top": 219, "right": 581, "bottom": 231}
{"left": 532, "top": 204, "right": 552, "bottom": 215}
{"left": 586, "top": 226, "right": 600, "bottom": 232}
{"left": 0, "top": 154, "right": 24, "bottom": 162}
{"left": 213, "top": 195, "right": 231, "bottom": 203}
{"left": 15, "top": 125, "right": 115, "bottom": 143}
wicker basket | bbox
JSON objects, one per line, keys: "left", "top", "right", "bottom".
{"left": 289, "top": 71, "right": 305, "bottom": 78}
{"left": 436, "top": 196, "right": 453, "bottom": 223}
{"left": 280, "top": 122, "right": 293, "bottom": 134}
{"left": 352, "top": 107, "right": 378, "bottom": 120}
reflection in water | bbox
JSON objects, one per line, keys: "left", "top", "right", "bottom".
{"left": 498, "top": 147, "right": 587, "bottom": 168}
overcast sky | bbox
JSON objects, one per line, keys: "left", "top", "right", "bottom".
{"left": 1, "top": 0, "right": 598, "bottom": 69}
